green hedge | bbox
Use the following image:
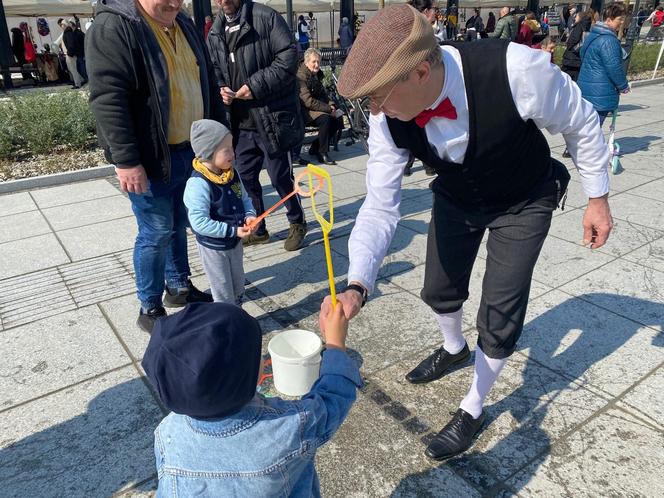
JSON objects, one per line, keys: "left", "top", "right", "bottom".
{"left": 0, "top": 90, "right": 96, "bottom": 160}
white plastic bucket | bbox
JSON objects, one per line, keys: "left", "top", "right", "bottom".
{"left": 268, "top": 329, "right": 323, "bottom": 397}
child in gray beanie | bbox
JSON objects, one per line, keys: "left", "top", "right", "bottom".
{"left": 183, "top": 119, "right": 257, "bottom": 304}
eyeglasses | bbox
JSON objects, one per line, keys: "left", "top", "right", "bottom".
{"left": 368, "top": 80, "right": 400, "bottom": 114}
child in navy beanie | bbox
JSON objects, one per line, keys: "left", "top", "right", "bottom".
{"left": 142, "top": 301, "right": 362, "bottom": 497}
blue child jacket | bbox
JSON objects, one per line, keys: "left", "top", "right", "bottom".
{"left": 153, "top": 348, "right": 363, "bottom": 497}
{"left": 578, "top": 22, "right": 629, "bottom": 112}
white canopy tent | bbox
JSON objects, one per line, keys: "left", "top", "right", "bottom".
{"left": 3, "top": 0, "right": 94, "bottom": 17}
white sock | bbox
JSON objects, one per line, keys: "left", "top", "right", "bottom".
{"left": 459, "top": 347, "right": 506, "bottom": 419}
{"left": 435, "top": 308, "right": 466, "bottom": 355}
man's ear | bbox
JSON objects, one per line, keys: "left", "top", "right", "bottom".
{"left": 414, "top": 61, "right": 432, "bottom": 85}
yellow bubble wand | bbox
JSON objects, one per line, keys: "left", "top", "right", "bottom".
{"left": 306, "top": 164, "right": 337, "bottom": 309}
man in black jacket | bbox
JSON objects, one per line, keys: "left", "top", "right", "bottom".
{"left": 61, "top": 19, "right": 83, "bottom": 88}
{"left": 87, "top": 0, "right": 226, "bottom": 333}
{"left": 207, "top": 0, "right": 307, "bottom": 251}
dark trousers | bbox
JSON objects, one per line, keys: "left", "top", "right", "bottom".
{"left": 421, "top": 190, "right": 556, "bottom": 359}
{"left": 309, "top": 114, "right": 343, "bottom": 153}
{"left": 234, "top": 129, "right": 305, "bottom": 234}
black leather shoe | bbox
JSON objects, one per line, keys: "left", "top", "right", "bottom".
{"left": 136, "top": 306, "right": 166, "bottom": 334}
{"left": 316, "top": 152, "right": 337, "bottom": 165}
{"left": 403, "top": 155, "right": 415, "bottom": 177}
{"left": 163, "top": 280, "right": 213, "bottom": 308}
{"left": 425, "top": 408, "right": 485, "bottom": 460}
{"left": 405, "top": 344, "right": 470, "bottom": 384}
{"left": 562, "top": 149, "right": 571, "bottom": 158}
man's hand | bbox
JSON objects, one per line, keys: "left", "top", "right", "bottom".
{"left": 319, "top": 283, "right": 365, "bottom": 334}
{"left": 582, "top": 194, "right": 613, "bottom": 249}
{"left": 237, "top": 226, "right": 252, "bottom": 239}
{"left": 235, "top": 84, "right": 253, "bottom": 100}
{"left": 116, "top": 165, "right": 148, "bottom": 194}
{"left": 220, "top": 87, "right": 235, "bottom": 105}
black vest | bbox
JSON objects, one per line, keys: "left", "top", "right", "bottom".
{"left": 190, "top": 170, "right": 246, "bottom": 250}
{"left": 387, "top": 39, "right": 554, "bottom": 209}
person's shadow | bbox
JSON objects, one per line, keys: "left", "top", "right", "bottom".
{"left": 244, "top": 191, "right": 431, "bottom": 304}
{"left": 390, "top": 294, "right": 664, "bottom": 496}
{"left": 0, "top": 378, "right": 164, "bottom": 498}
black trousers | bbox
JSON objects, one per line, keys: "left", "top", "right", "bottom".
{"left": 421, "top": 190, "right": 557, "bottom": 359}
{"left": 309, "top": 114, "right": 343, "bottom": 153}
{"left": 234, "top": 129, "right": 305, "bottom": 234}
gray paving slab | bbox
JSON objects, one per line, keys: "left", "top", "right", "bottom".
{"left": 0, "top": 366, "right": 162, "bottom": 498}
{"left": 366, "top": 352, "right": 608, "bottom": 490}
{"left": 0, "top": 191, "right": 37, "bottom": 217}
{"left": 609, "top": 192, "right": 664, "bottom": 231}
{"left": 523, "top": 288, "right": 664, "bottom": 395}
{"left": 558, "top": 259, "right": 664, "bottom": 329}
{"left": 42, "top": 196, "right": 133, "bottom": 231}
{"left": 548, "top": 207, "right": 664, "bottom": 258}
{"left": 317, "top": 394, "right": 481, "bottom": 498}
{"left": 506, "top": 408, "right": 664, "bottom": 497}
{"left": 0, "top": 210, "right": 51, "bottom": 245}
{"left": 57, "top": 217, "right": 138, "bottom": 261}
{"left": 98, "top": 294, "right": 150, "bottom": 362}
{"left": 624, "top": 236, "right": 664, "bottom": 272}
{"left": 0, "top": 233, "right": 70, "bottom": 280}
{"left": 618, "top": 364, "right": 664, "bottom": 428}
{"left": 30, "top": 178, "right": 121, "bottom": 208}
{"left": 0, "top": 307, "right": 131, "bottom": 410}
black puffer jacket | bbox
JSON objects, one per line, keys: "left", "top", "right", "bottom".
{"left": 86, "top": 0, "right": 226, "bottom": 182}
{"left": 207, "top": 0, "right": 303, "bottom": 157}
{"left": 562, "top": 15, "right": 592, "bottom": 69}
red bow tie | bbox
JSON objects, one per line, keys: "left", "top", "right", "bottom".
{"left": 415, "top": 97, "right": 457, "bottom": 128}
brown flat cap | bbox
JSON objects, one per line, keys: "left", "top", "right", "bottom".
{"left": 338, "top": 4, "right": 438, "bottom": 99}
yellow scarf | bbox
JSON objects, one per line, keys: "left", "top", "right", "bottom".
{"left": 192, "top": 157, "right": 234, "bottom": 185}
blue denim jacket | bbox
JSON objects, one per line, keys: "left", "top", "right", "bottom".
{"left": 153, "top": 348, "right": 363, "bottom": 497}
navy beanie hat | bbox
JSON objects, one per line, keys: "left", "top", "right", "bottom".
{"left": 142, "top": 303, "right": 263, "bottom": 419}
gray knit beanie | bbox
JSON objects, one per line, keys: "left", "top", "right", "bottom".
{"left": 190, "top": 119, "right": 231, "bottom": 161}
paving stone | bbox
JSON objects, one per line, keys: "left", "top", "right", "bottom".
{"left": 366, "top": 352, "right": 608, "bottom": 488}
{"left": 0, "top": 307, "right": 130, "bottom": 409}
{"left": 0, "top": 367, "right": 163, "bottom": 498}
{"left": 0, "top": 233, "right": 70, "bottom": 280}
{"left": 618, "top": 364, "right": 664, "bottom": 429}
{"left": 548, "top": 207, "right": 664, "bottom": 258}
{"left": 558, "top": 260, "right": 664, "bottom": 331}
{"left": 521, "top": 290, "right": 664, "bottom": 397}
{"left": 60, "top": 254, "right": 135, "bottom": 307}
{"left": 98, "top": 294, "right": 151, "bottom": 362}
{"left": 0, "top": 191, "right": 37, "bottom": 216}
{"left": 244, "top": 241, "right": 349, "bottom": 310}
{"left": 43, "top": 196, "right": 133, "bottom": 231}
{"left": 609, "top": 192, "right": 664, "bottom": 230}
{"left": 30, "top": 179, "right": 121, "bottom": 208}
{"left": 317, "top": 394, "right": 480, "bottom": 498}
{"left": 506, "top": 408, "right": 664, "bottom": 497}
{"left": 0, "top": 268, "right": 76, "bottom": 330}
{"left": 627, "top": 177, "right": 664, "bottom": 202}
{"left": 57, "top": 217, "right": 138, "bottom": 261}
{"left": 624, "top": 236, "right": 664, "bottom": 272}
{"left": 0, "top": 211, "right": 51, "bottom": 245}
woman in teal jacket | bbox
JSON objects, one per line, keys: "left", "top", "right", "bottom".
{"left": 578, "top": 2, "right": 629, "bottom": 126}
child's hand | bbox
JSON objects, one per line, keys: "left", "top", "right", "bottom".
{"left": 323, "top": 302, "right": 348, "bottom": 351}
{"left": 236, "top": 226, "right": 252, "bottom": 239}
{"left": 245, "top": 216, "right": 258, "bottom": 233}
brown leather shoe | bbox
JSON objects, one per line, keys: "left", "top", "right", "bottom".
{"left": 284, "top": 223, "right": 307, "bottom": 251}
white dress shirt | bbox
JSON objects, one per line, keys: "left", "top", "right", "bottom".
{"left": 348, "top": 43, "right": 610, "bottom": 293}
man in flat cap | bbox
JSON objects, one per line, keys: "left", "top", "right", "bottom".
{"left": 320, "top": 4, "right": 612, "bottom": 460}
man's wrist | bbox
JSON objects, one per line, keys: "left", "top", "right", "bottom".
{"left": 344, "top": 282, "right": 368, "bottom": 307}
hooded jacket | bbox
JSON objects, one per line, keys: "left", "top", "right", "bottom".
{"left": 86, "top": 0, "right": 226, "bottom": 182}
{"left": 578, "top": 22, "right": 629, "bottom": 112}
{"left": 516, "top": 19, "right": 541, "bottom": 46}
{"left": 207, "top": 0, "right": 303, "bottom": 157}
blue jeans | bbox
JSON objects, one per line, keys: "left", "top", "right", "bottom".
{"left": 128, "top": 146, "right": 193, "bottom": 309}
